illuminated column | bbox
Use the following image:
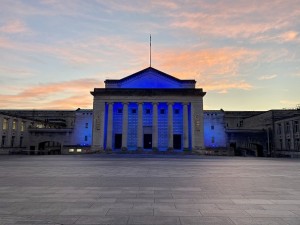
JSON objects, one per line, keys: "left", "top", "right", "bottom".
{"left": 168, "top": 102, "right": 173, "bottom": 149}
{"left": 183, "top": 102, "right": 189, "bottom": 149}
{"left": 106, "top": 102, "right": 114, "bottom": 149}
{"left": 152, "top": 102, "right": 158, "bottom": 149}
{"left": 137, "top": 102, "right": 143, "bottom": 149}
{"left": 122, "top": 102, "right": 128, "bottom": 149}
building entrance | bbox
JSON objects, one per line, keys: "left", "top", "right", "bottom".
{"left": 173, "top": 134, "right": 182, "bottom": 149}
{"left": 144, "top": 134, "right": 152, "bottom": 149}
{"left": 115, "top": 134, "right": 122, "bottom": 149}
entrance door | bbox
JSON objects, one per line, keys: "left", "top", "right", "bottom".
{"left": 115, "top": 134, "right": 122, "bottom": 149}
{"left": 144, "top": 134, "right": 152, "bottom": 149}
{"left": 173, "top": 134, "right": 182, "bottom": 150}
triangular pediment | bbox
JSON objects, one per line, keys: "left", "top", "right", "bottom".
{"left": 105, "top": 67, "right": 195, "bottom": 89}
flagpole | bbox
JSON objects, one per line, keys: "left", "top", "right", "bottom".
{"left": 150, "top": 34, "right": 151, "bottom": 67}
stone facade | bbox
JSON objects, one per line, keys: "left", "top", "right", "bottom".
{"left": 274, "top": 115, "right": 300, "bottom": 157}
{"left": 91, "top": 67, "right": 206, "bottom": 151}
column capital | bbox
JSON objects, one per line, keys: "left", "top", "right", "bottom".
{"left": 167, "top": 102, "right": 174, "bottom": 106}
{"left": 182, "top": 102, "right": 189, "bottom": 106}
{"left": 137, "top": 102, "right": 144, "bottom": 105}
{"left": 107, "top": 102, "right": 114, "bottom": 105}
{"left": 152, "top": 102, "right": 158, "bottom": 106}
{"left": 122, "top": 102, "right": 129, "bottom": 105}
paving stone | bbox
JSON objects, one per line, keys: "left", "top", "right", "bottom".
{"left": 0, "top": 155, "right": 300, "bottom": 225}
{"left": 245, "top": 209, "right": 299, "bottom": 217}
{"left": 200, "top": 209, "right": 250, "bottom": 217}
{"left": 75, "top": 216, "right": 128, "bottom": 224}
{"left": 179, "top": 216, "right": 235, "bottom": 225}
{"left": 107, "top": 208, "right": 154, "bottom": 216}
{"left": 154, "top": 208, "right": 201, "bottom": 216}
{"left": 128, "top": 216, "right": 180, "bottom": 225}
{"left": 230, "top": 217, "right": 290, "bottom": 225}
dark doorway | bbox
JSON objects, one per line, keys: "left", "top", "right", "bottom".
{"left": 257, "top": 144, "right": 264, "bottom": 157}
{"left": 115, "top": 134, "right": 122, "bottom": 149}
{"left": 144, "top": 134, "right": 152, "bottom": 149}
{"left": 30, "top": 146, "right": 35, "bottom": 155}
{"left": 173, "top": 134, "right": 182, "bottom": 150}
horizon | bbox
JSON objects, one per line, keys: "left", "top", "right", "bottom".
{"left": 0, "top": 1, "right": 299, "bottom": 111}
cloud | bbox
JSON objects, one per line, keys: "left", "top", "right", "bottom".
{"left": 258, "top": 74, "right": 277, "bottom": 80}
{"left": 168, "top": 1, "right": 300, "bottom": 41}
{"left": 0, "top": 36, "right": 147, "bottom": 67}
{"left": 279, "top": 31, "right": 298, "bottom": 42}
{"left": 200, "top": 80, "right": 253, "bottom": 92}
{"left": 0, "top": 78, "right": 102, "bottom": 109}
{"left": 0, "top": 20, "right": 30, "bottom": 34}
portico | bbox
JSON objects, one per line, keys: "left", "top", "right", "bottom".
{"left": 91, "top": 67, "right": 206, "bottom": 151}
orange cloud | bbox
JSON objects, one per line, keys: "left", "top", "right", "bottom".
{"left": 151, "top": 47, "right": 257, "bottom": 93}
{"left": 279, "top": 31, "right": 298, "bottom": 42}
{"left": 0, "top": 78, "right": 102, "bottom": 109}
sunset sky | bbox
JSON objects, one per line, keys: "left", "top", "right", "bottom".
{"left": 0, "top": 0, "right": 299, "bottom": 110}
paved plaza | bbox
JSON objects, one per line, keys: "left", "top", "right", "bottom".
{"left": 0, "top": 155, "right": 300, "bottom": 225}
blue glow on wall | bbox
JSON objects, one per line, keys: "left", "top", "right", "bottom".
{"left": 188, "top": 104, "right": 192, "bottom": 150}
{"left": 113, "top": 102, "right": 123, "bottom": 149}
{"left": 103, "top": 103, "right": 108, "bottom": 149}
{"left": 203, "top": 112, "right": 226, "bottom": 148}
{"left": 120, "top": 71, "right": 181, "bottom": 89}
{"left": 173, "top": 103, "right": 183, "bottom": 150}
{"left": 127, "top": 103, "right": 138, "bottom": 150}
{"left": 158, "top": 103, "right": 168, "bottom": 150}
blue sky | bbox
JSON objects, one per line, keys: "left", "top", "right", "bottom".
{"left": 0, "top": 0, "right": 299, "bottom": 110}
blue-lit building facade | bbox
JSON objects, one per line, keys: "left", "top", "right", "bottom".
{"left": 91, "top": 67, "right": 206, "bottom": 151}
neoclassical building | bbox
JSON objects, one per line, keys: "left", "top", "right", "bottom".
{"left": 91, "top": 67, "right": 206, "bottom": 151}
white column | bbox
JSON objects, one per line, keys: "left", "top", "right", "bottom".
{"left": 122, "top": 102, "right": 128, "bottom": 149}
{"left": 168, "top": 102, "right": 173, "bottom": 149}
{"left": 137, "top": 102, "right": 143, "bottom": 149}
{"left": 106, "top": 102, "right": 114, "bottom": 149}
{"left": 183, "top": 102, "right": 189, "bottom": 149}
{"left": 152, "top": 102, "right": 158, "bottom": 149}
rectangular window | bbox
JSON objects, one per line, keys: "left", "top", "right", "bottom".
{"left": 294, "top": 121, "right": 299, "bottom": 133}
{"left": 295, "top": 138, "right": 300, "bottom": 151}
{"left": 174, "top": 109, "right": 180, "bottom": 114}
{"left": 160, "top": 109, "right": 165, "bottom": 114}
{"left": 211, "top": 137, "right": 215, "bottom": 143}
{"left": 117, "top": 109, "right": 123, "bottom": 114}
{"left": 69, "top": 149, "right": 74, "bottom": 153}
{"left": 277, "top": 124, "right": 282, "bottom": 135}
{"left": 85, "top": 123, "right": 88, "bottom": 128}
{"left": 240, "top": 120, "right": 243, "bottom": 127}
{"left": 286, "top": 139, "right": 291, "bottom": 150}
{"left": 19, "top": 137, "right": 23, "bottom": 147}
{"left": 285, "top": 122, "right": 290, "bottom": 134}
{"left": 211, "top": 125, "right": 214, "bottom": 130}
{"left": 132, "top": 109, "right": 136, "bottom": 114}
{"left": 145, "top": 109, "right": 151, "bottom": 114}
{"left": 1, "top": 136, "right": 5, "bottom": 147}
{"left": 84, "top": 136, "right": 88, "bottom": 141}
{"left": 279, "top": 139, "right": 282, "bottom": 150}
{"left": 77, "top": 149, "right": 82, "bottom": 152}
{"left": 3, "top": 118, "right": 8, "bottom": 130}
{"left": 11, "top": 136, "right": 15, "bottom": 147}
{"left": 12, "top": 120, "right": 17, "bottom": 130}
{"left": 21, "top": 122, "right": 25, "bottom": 132}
